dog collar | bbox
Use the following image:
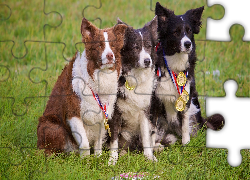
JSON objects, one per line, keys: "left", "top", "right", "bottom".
{"left": 89, "top": 88, "right": 111, "bottom": 137}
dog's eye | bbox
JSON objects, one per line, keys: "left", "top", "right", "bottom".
{"left": 174, "top": 30, "right": 181, "bottom": 37}
{"left": 109, "top": 43, "right": 115, "bottom": 48}
{"left": 186, "top": 27, "right": 192, "bottom": 33}
{"left": 144, "top": 43, "right": 152, "bottom": 48}
{"left": 133, "top": 44, "right": 140, "bottom": 50}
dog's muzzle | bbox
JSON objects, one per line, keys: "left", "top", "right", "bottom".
{"left": 184, "top": 41, "right": 191, "bottom": 49}
{"left": 183, "top": 40, "right": 192, "bottom": 52}
{"left": 144, "top": 58, "right": 151, "bottom": 68}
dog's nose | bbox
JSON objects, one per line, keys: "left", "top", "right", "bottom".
{"left": 144, "top": 58, "right": 151, "bottom": 67}
{"left": 184, "top": 41, "right": 191, "bottom": 49}
{"left": 106, "top": 52, "right": 113, "bottom": 61}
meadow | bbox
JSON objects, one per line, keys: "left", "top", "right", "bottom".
{"left": 0, "top": 0, "right": 249, "bottom": 179}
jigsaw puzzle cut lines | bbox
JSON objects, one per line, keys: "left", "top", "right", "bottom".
{"left": 196, "top": 27, "right": 249, "bottom": 97}
{"left": 0, "top": 0, "right": 250, "bottom": 179}
{"left": 207, "top": 0, "right": 250, "bottom": 41}
{"left": 0, "top": 42, "right": 47, "bottom": 116}
{"left": 0, "top": 65, "right": 10, "bottom": 82}
{"left": 206, "top": 80, "right": 250, "bottom": 167}
{"left": 0, "top": 4, "right": 11, "bottom": 21}
{"left": 0, "top": 1, "right": 62, "bottom": 59}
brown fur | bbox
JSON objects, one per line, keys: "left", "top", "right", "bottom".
{"left": 37, "top": 18, "right": 127, "bottom": 155}
{"left": 81, "top": 18, "right": 126, "bottom": 79}
{"left": 37, "top": 53, "right": 79, "bottom": 155}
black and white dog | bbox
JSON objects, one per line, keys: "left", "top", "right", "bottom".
{"left": 152, "top": 2, "right": 224, "bottom": 146}
{"left": 108, "top": 16, "right": 158, "bottom": 165}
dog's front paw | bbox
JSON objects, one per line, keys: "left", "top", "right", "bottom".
{"left": 108, "top": 150, "right": 118, "bottom": 166}
{"left": 108, "top": 156, "right": 118, "bottom": 166}
{"left": 79, "top": 148, "right": 90, "bottom": 157}
{"left": 147, "top": 154, "right": 158, "bottom": 162}
{"left": 95, "top": 151, "right": 102, "bottom": 157}
{"left": 144, "top": 150, "right": 158, "bottom": 162}
{"left": 153, "top": 143, "right": 164, "bottom": 152}
{"left": 108, "top": 157, "right": 118, "bottom": 166}
{"left": 182, "top": 136, "right": 190, "bottom": 145}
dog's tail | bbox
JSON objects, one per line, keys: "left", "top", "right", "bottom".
{"left": 201, "top": 113, "right": 225, "bottom": 130}
{"left": 191, "top": 91, "right": 225, "bottom": 131}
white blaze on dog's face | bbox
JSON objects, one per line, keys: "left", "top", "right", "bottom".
{"left": 138, "top": 31, "right": 152, "bottom": 68}
{"left": 179, "top": 16, "right": 193, "bottom": 53}
{"left": 117, "top": 16, "right": 157, "bottom": 74}
{"left": 80, "top": 18, "right": 127, "bottom": 79}
{"left": 102, "top": 32, "right": 115, "bottom": 67}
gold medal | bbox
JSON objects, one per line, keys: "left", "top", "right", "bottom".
{"left": 177, "top": 72, "right": 187, "bottom": 86}
{"left": 107, "top": 129, "right": 111, "bottom": 137}
{"left": 104, "top": 116, "right": 111, "bottom": 137}
{"left": 181, "top": 89, "right": 189, "bottom": 103}
{"left": 175, "top": 96, "right": 186, "bottom": 111}
{"left": 125, "top": 80, "right": 135, "bottom": 90}
{"left": 104, "top": 123, "right": 109, "bottom": 130}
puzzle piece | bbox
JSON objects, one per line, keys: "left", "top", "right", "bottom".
{"left": 0, "top": 0, "right": 61, "bottom": 59}
{"left": 206, "top": 80, "right": 250, "bottom": 167}
{"left": 207, "top": 0, "right": 250, "bottom": 41}
{"left": 0, "top": 42, "right": 47, "bottom": 116}
{"left": 196, "top": 25, "right": 249, "bottom": 97}
{"left": 0, "top": 4, "right": 11, "bottom": 21}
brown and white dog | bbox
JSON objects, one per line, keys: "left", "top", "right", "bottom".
{"left": 108, "top": 17, "right": 158, "bottom": 165}
{"left": 37, "top": 18, "right": 127, "bottom": 156}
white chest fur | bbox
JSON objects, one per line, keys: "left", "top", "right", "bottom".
{"left": 117, "top": 68, "right": 155, "bottom": 132}
{"left": 71, "top": 51, "right": 118, "bottom": 142}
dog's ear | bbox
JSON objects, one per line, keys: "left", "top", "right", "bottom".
{"left": 155, "top": 2, "right": 174, "bottom": 22}
{"left": 113, "top": 24, "right": 128, "bottom": 39}
{"left": 112, "top": 24, "right": 128, "bottom": 49}
{"left": 80, "top": 18, "right": 99, "bottom": 42}
{"left": 186, "top": 6, "right": 204, "bottom": 34}
{"left": 117, "top": 17, "right": 124, "bottom": 24}
{"left": 116, "top": 18, "right": 125, "bottom": 25}
{"left": 144, "top": 15, "right": 158, "bottom": 43}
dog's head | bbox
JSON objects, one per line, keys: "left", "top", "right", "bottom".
{"left": 81, "top": 18, "right": 127, "bottom": 77}
{"left": 117, "top": 16, "right": 158, "bottom": 75}
{"left": 155, "top": 2, "right": 204, "bottom": 56}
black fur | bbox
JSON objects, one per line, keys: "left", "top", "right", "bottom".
{"left": 153, "top": 2, "right": 224, "bottom": 146}
{"left": 119, "top": 19, "right": 158, "bottom": 75}
{"left": 107, "top": 17, "right": 158, "bottom": 161}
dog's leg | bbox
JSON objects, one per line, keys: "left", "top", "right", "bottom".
{"left": 182, "top": 112, "right": 190, "bottom": 145}
{"left": 151, "top": 130, "right": 156, "bottom": 148}
{"left": 67, "top": 117, "right": 90, "bottom": 156}
{"left": 152, "top": 130, "right": 165, "bottom": 152}
{"left": 140, "top": 112, "right": 157, "bottom": 161}
{"left": 165, "top": 103, "right": 190, "bottom": 145}
{"left": 109, "top": 138, "right": 118, "bottom": 165}
{"left": 94, "top": 124, "right": 103, "bottom": 156}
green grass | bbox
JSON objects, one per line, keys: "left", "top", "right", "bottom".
{"left": 0, "top": 0, "right": 249, "bottom": 179}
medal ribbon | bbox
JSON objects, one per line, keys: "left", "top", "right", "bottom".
{"left": 162, "top": 46, "right": 188, "bottom": 95}
{"left": 172, "top": 71, "right": 188, "bottom": 95}
{"left": 90, "top": 88, "right": 108, "bottom": 119}
{"left": 90, "top": 88, "right": 111, "bottom": 136}
{"left": 156, "top": 42, "right": 162, "bottom": 77}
